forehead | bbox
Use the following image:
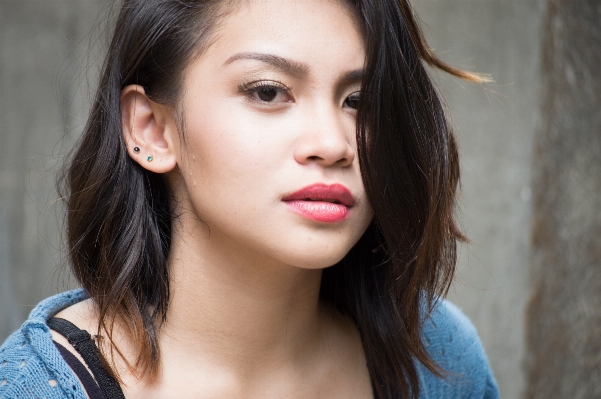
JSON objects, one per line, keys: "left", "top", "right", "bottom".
{"left": 197, "top": 0, "right": 365, "bottom": 75}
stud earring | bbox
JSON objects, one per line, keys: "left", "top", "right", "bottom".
{"left": 147, "top": 156, "right": 153, "bottom": 162}
{"left": 133, "top": 147, "right": 140, "bottom": 154}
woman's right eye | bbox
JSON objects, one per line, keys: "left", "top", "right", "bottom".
{"left": 239, "top": 81, "right": 292, "bottom": 104}
{"left": 254, "top": 87, "right": 280, "bottom": 102}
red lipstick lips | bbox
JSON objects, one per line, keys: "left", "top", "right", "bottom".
{"left": 282, "top": 183, "right": 354, "bottom": 223}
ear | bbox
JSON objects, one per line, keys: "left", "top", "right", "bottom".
{"left": 121, "top": 85, "right": 178, "bottom": 173}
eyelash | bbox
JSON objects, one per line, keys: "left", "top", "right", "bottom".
{"left": 238, "top": 80, "right": 292, "bottom": 102}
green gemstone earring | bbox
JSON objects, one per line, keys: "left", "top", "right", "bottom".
{"left": 147, "top": 156, "right": 153, "bottom": 162}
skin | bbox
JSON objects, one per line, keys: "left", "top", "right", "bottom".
{"left": 53, "top": 0, "right": 374, "bottom": 397}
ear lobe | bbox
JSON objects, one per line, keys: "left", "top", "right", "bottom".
{"left": 121, "top": 84, "right": 178, "bottom": 173}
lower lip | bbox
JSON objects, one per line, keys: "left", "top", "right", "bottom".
{"left": 284, "top": 200, "right": 350, "bottom": 223}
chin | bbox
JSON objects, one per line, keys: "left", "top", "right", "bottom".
{"left": 277, "top": 245, "right": 352, "bottom": 270}
{"left": 264, "top": 222, "right": 371, "bottom": 271}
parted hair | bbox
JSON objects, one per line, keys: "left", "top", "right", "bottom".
{"left": 61, "top": 0, "right": 485, "bottom": 398}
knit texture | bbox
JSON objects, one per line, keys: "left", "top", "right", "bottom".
{"left": 0, "top": 289, "right": 88, "bottom": 398}
{"left": 0, "top": 289, "right": 499, "bottom": 398}
{"left": 417, "top": 300, "right": 499, "bottom": 399}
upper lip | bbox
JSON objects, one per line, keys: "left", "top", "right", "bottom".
{"left": 282, "top": 183, "right": 355, "bottom": 207}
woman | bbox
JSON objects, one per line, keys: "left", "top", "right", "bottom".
{"left": 0, "top": 0, "right": 499, "bottom": 398}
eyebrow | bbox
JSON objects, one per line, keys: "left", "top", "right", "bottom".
{"left": 339, "top": 69, "right": 364, "bottom": 85}
{"left": 224, "top": 52, "right": 310, "bottom": 76}
{"left": 223, "top": 51, "right": 365, "bottom": 86}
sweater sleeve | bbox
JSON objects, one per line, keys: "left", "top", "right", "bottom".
{"left": 0, "top": 289, "right": 90, "bottom": 399}
{"left": 0, "top": 329, "right": 72, "bottom": 398}
{"left": 417, "top": 300, "right": 500, "bottom": 399}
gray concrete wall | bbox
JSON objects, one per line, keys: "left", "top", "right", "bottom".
{"left": 0, "top": 0, "right": 105, "bottom": 338}
{"left": 412, "top": 1, "right": 544, "bottom": 398}
{"left": 526, "top": 1, "right": 601, "bottom": 398}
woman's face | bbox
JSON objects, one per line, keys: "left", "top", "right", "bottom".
{"left": 171, "top": 0, "right": 373, "bottom": 269}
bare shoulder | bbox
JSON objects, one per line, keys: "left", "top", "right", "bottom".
{"left": 54, "top": 298, "right": 98, "bottom": 324}
{"left": 49, "top": 298, "right": 101, "bottom": 378}
{"left": 51, "top": 298, "right": 100, "bottom": 336}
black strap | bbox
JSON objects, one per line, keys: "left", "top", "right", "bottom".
{"left": 48, "top": 317, "right": 126, "bottom": 399}
{"left": 53, "top": 341, "right": 106, "bottom": 399}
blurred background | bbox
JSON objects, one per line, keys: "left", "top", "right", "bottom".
{"left": 1, "top": 0, "right": 599, "bottom": 398}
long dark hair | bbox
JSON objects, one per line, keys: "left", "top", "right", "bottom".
{"left": 61, "top": 0, "right": 485, "bottom": 397}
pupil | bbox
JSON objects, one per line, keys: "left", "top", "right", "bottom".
{"left": 345, "top": 95, "right": 359, "bottom": 109}
{"left": 258, "top": 88, "right": 277, "bottom": 101}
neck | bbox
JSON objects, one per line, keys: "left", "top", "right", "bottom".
{"left": 159, "top": 219, "right": 325, "bottom": 375}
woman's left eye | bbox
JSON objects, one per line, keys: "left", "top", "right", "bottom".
{"left": 343, "top": 91, "right": 361, "bottom": 109}
{"left": 239, "top": 81, "right": 292, "bottom": 104}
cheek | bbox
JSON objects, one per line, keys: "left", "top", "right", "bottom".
{"left": 185, "top": 101, "right": 271, "bottom": 180}
{"left": 179, "top": 96, "right": 295, "bottom": 224}
{"left": 182, "top": 90, "right": 302, "bottom": 185}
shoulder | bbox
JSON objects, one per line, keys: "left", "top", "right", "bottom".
{"left": 417, "top": 299, "right": 500, "bottom": 399}
{"left": 421, "top": 299, "right": 482, "bottom": 363}
{"left": 0, "top": 329, "right": 65, "bottom": 398}
{"left": 0, "top": 289, "right": 89, "bottom": 398}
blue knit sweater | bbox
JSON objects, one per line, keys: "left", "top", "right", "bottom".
{"left": 0, "top": 289, "right": 499, "bottom": 398}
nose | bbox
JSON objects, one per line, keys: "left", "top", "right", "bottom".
{"left": 293, "top": 106, "right": 355, "bottom": 168}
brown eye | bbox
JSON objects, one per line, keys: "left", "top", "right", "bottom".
{"left": 239, "top": 80, "right": 292, "bottom": 104}
{"left": 344, "top": 92, "right": 360, "bottom": 109}
{"left": 257, "top": 87, "right": 278, "bottom": 102}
